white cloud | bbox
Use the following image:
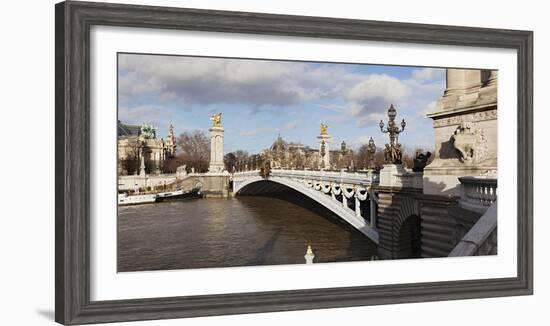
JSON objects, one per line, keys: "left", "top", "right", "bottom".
{"left": 411, "top": 68, "right": 446, "bottom": 81}
{"left": 342, "top": 74, "right": 413, "bottom": 127}
{"left": 118, "top": 105, "right": 173, "bottom": 130}
{"left": 118, "top": 54, "right": 446, "bottom": 135}
{"left": 118, "top": 54, "right": 362, "bottom": 108}
{"left": 347, "top": 74, "right": 410, "bottom": 103}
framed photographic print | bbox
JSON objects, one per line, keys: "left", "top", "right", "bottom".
{"left": 55, "top": 1, "right": 533, "bottom": 324}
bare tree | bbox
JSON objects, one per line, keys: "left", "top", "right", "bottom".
{"left": 163, "top": 156, "right": 185, "bottom": 174}
{"left": 176, "top": 130, "right": 210, "bottom": 173}
{"left": 356, "top": 144, "right": 370, "bottom": 169}
{"left": 356, "top": 144, "right": 383, "bottom": 170}
{"left": 119, "top": 137, "right": 141, "bottom": 175}
{"left": 224, "top": 150, "right": 249, "bottom": 172}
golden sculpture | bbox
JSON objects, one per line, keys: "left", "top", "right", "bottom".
{"left": 210, "top": 112, "right": 222, "bottom": 127}
{"left": 320, "top": 123, "right": 328, "bottom": 135}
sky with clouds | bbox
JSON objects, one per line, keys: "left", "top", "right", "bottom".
{"left": 118, "top": 53, "right": 446, "bottom": 154}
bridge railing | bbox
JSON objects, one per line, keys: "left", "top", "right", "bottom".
{"left": 268, "top": 168, "right": 379, "bottom": 185}
{"left": 449, "top": 201, "right": 497, "bottom": 256}
{"left": 458, "top": 176, "right": 497, "bottom": 214}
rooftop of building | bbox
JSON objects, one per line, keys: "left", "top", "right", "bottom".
{"left": 117, "top": 120, "right": 141, "bottom": 138}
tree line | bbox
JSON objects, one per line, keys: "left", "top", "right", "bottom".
{"left": 163, "top": 130, "right": 249, "bottom": 173}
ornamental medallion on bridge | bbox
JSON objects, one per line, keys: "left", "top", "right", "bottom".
{"left": 379, "top": 104, "right": 406, "bottom": 164}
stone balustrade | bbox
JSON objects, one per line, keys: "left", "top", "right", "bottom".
{"left": 118, "top": 173, "right": 178, "bottom": 191}
{"left": 458, "top": 176, "right": 497, "bottom": 214}
{"left": 232, "top": 168, "right": 379, "bottom": 185}
{"left": 271, "top": 168, "right": 379, "bottom": 184}
{"left": 449, "top": 201, "right": 497, "bottom": 256}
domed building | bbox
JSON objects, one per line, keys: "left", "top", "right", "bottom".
{"left": 264, "top": 134, "right": 291, "bottom": 168}
{"left": 261, "top": 134, "right": 355, "bottom": 170}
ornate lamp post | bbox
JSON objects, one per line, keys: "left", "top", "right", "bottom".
{"left": 320, "top": 140, "right": 326, "bottom": 169}
{"left": 379, "top": 104, "right": 406, "bottom": 164}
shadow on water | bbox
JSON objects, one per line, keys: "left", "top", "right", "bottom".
{"left": 239, "top": 187, "right": 368, "bottom": 238}
{"left": 237, "top": 187, "right": 378, "bottom": 263}
{"left": 245, "top": 229, "right": 282, "bottom": 265}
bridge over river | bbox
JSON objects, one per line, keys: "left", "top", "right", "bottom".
{"left": 231, "top": 164, "right": 496, "bottom": 259}
{"left": 118, "top": 68, "right": 499, "bottom": 262}
{"left": 233, "top": 169, "right": 380, "bottom": 243}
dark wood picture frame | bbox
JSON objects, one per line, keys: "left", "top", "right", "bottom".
{"left": 55, "top": 1, "right": 533, "bottom": 324}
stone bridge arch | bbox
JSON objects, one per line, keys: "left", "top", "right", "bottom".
{"left": 233, "top": 176, "right": 379, "bottom": 243}
{"left": 377, "top": 193, "right": 422, "bottom": 259}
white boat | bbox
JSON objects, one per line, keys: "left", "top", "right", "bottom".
{"left": 118, "top": 193, "right": 158, "bottom": 206}
{"left": 156, "top": 188, "right": 202, "bottom": 201}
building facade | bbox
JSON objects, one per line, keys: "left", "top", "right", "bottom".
{"left": 117, "top": 121, "right": 177, "bottom": 176}
{"left": 256, "top": 130, "right": 355, "bottom": 171}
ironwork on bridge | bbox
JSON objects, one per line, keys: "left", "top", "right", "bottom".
{"left": 232, "top": 168, "right": 380, "bottom": 243}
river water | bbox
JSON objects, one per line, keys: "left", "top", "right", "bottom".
{"left": 118, "top": 194, "right": 377, "bottom": 272}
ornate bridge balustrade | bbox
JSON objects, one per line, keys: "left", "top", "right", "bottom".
{"left": 458, "top": 176, "right": 497, "bottom": 214}
{"left": 232, "top": 168, "right": 380, "bottom": 243}
{"left": 448, "top": 177, "right": 498, "bottom": 257}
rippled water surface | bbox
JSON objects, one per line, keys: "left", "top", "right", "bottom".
{"left": 118, "top": 196, "right": 377, "bottom": 272}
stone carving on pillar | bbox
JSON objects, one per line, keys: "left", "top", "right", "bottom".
{"left": 317, "top": 123, "right": 331, "bottom": 170}
{"left": 451, "top": 121, "right": 488, "bottom": 164}
{"left": 423, "top": 68, "right": 497, "bottom": 196}
{"left": 208, "top": 113, "right": 225, "bottom": 173}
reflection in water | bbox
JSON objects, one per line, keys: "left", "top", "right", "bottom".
{"left": 118, "top": 195, "right": 377, "bottom": 272}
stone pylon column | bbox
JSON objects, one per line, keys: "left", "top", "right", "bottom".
{"left": 479, "top": 70, "right": 497, "bottom": 102}
{"left": 139, "top": 150, "right": 146, "bottom": 177}
{"left": 444, "top": 69, "right": 466, "bottom": 97}
{"left": 208, "top": 114, "right": 225, "bottom": 173}
{"left": 317, "top": 123, "right": 331, "bottom": 170}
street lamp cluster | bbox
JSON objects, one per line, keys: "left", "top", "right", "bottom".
{"left": 379, "top": 104, "right": 406, "bottom": 164}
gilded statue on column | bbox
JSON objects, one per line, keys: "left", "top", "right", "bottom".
{"left": 320, "top": 123, "right": 328, "bottom": 135}
{"left": 210, "top": 113, "right": 222, "bottom": 127}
